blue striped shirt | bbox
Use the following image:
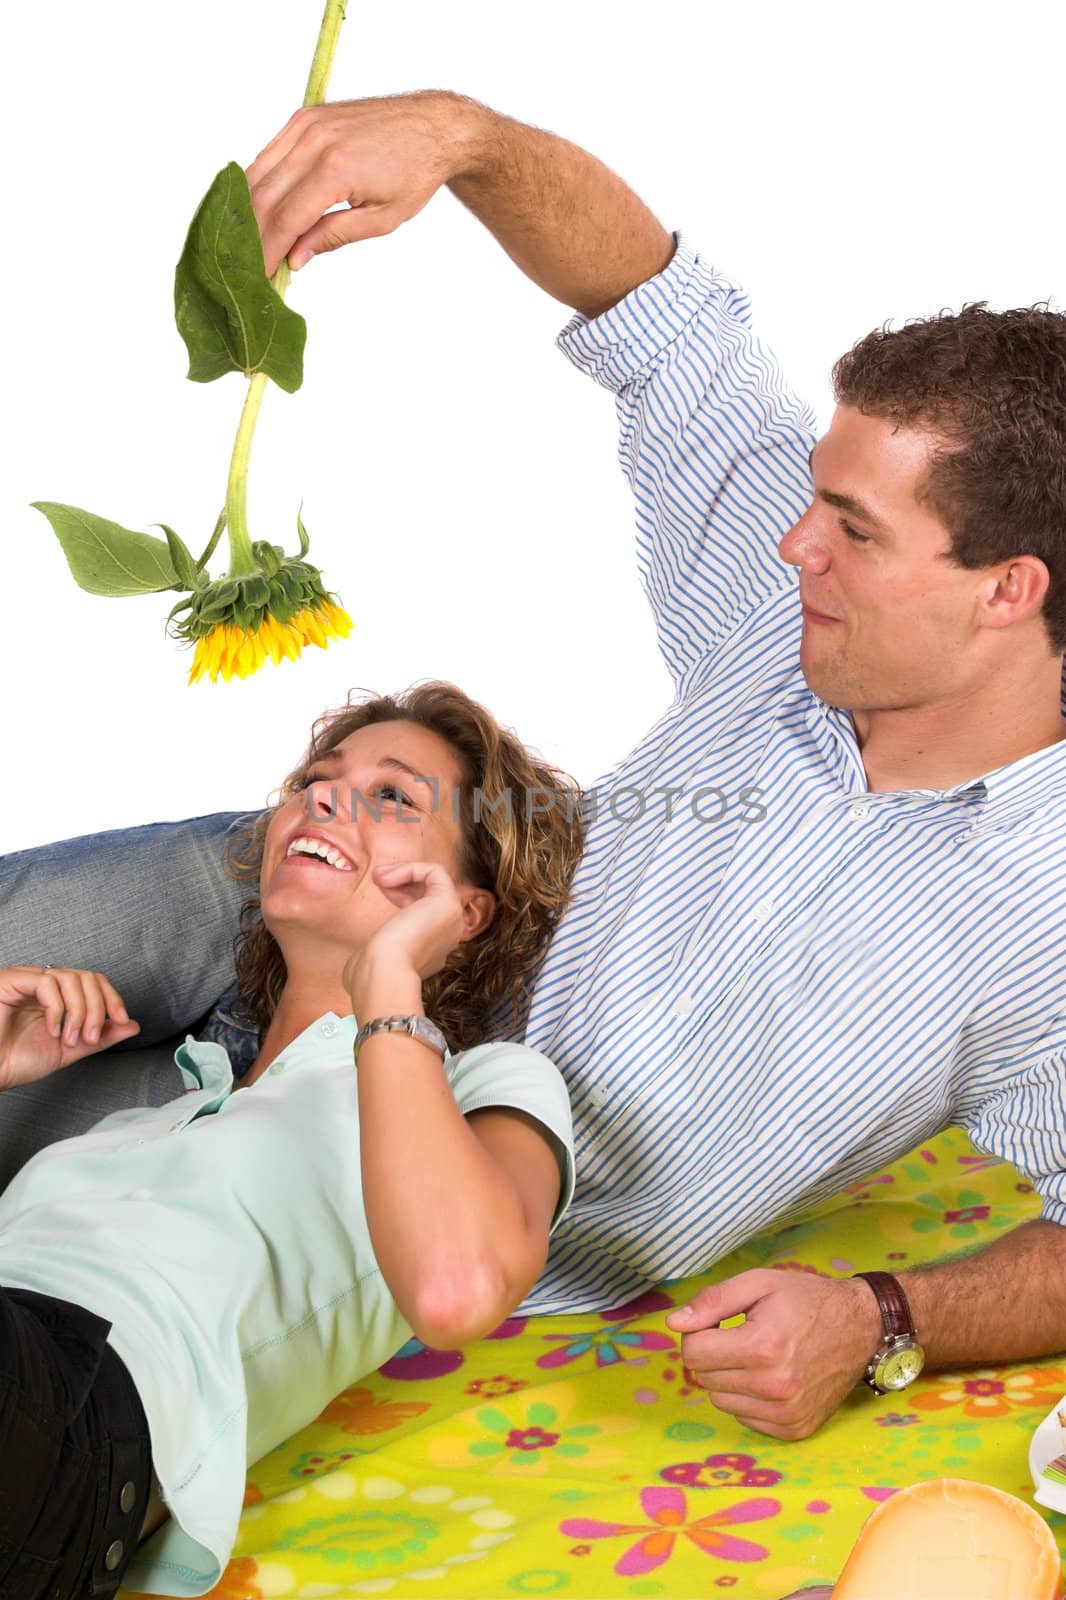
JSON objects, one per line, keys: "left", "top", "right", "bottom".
{"left": 520, "top": 237, "right": 1066, "bottom": 1314}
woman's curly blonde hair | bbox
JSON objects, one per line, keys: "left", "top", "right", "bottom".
{"left": 225, "top": 681, "right": 584, "bottom": 1052}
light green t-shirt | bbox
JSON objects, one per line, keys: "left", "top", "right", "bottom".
{"left": 0, "top": 1013, "right": 575, "bottom": 1597}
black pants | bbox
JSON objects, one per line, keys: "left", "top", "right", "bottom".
{"left": 0, "top": 1287, "right": 153, "bottom": 1599}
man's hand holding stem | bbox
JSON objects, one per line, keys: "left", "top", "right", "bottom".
{"left": 246, "top": 90, "right": 675, "bottom": 317}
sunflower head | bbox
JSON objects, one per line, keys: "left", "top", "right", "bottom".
{"left": 170, "top": 544, "right": 351, "bottom": 684}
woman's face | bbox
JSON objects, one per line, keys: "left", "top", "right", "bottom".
{"left": 259, "top": 719, "right": 477, "bottom": 963}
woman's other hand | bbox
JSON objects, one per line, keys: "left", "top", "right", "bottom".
{"left": 0, "top": 967, "right": 141, "bottom": 1091}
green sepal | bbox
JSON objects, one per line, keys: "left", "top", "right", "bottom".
{"left": 252, "top": 539, "right": 282, "bottom": 577}
{"left": 296, "top": 503, "right": 310, "bottom": 557}
{"left": 153, "top": 524, "right": 201, "bottom": 590}
{"left": 168, "top": 549, "right": 333, "bottom": 642}
{"left": 174, "top": 162, "right": 306, "bottom": 392}
{"left": 31, "top": 501, "right": 180, "bottom": 596}
{"left": 238, "top": 574, "right": 270, "bottom": 607}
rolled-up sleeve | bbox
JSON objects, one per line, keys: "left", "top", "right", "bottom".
{"left": 962, "top": 1050, "right": 1066, "bottom": 1224}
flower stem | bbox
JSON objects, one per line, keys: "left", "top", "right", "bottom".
{"left": 222, "top": 0, "right": 348, "bottom": 581}
{"left": 303, "top": 0, "right": 348, "bottom": 107}
{"left": 224, "top": 375, "right": 267, "bottom": 575}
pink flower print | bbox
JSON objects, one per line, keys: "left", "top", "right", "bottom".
{"left": 506, "top": 1425, "right": 561, "bottom": 1452}
{"left": 659, "top": 1355, "right": 704, "bottom": 1399}
{"left": 378, "top": 1337, "right": 464, "bottom": 1381}
{"left": 844, "top": 1172, "right": 895, "bottom": 1204}
{"left": 487, "top": 1316, "right": 529, "bottom": 1340}
{"left": 560, "top": 1486, "right": 779, "bottom": 1574}
{"left": 537, "top": 1288, "right": 676, "bottom": 1372}
{"left": 602, "top": 1291, "right": 676, "bottom": 1319}
{"left": 661, "top": 1452, "right": 781, "bottom": 1491}
{"left": 539, "top": 1321, "right": 675, "bottom": 1370}
{"left": 943, "top": 1204, "right": 989, "bottom": 1225}
{"left": 957, "top": 1151, "right": 1003, "bottom": 1173}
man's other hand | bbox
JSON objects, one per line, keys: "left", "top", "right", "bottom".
{"left": 665, "top": 1269, "right": 882, "bottom": 1439}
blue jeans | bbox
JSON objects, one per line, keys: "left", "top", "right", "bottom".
{"left": 0, "top": 813, "right": 259, "bottom": 1190}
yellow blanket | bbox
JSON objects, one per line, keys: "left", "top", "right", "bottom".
{"left": 124, "top": 1128, "right": 1066, "bottom": 1599}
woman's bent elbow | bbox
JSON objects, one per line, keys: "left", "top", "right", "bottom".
{"left": 407, "top": 1260, "right": 522, "bottom": 1350}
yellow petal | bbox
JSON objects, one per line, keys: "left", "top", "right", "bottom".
{"left": 324, "top": 599, "right": 353, "bottom": 638}
{"left": 259, "top": 613, "right": 285, "bottom": 666}
{"left": 297, "top": 606, "right": 328, "bottom": 649}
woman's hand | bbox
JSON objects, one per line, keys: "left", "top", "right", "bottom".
{"left": 343, "top": 861, "right": 467, "bottom": 999}
{"left": 0, "top": 966, "right": 141, "bottom": 1092}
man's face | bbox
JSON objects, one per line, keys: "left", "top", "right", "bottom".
{"left": 778, "top": 405, "right": 986, "bottom": 712}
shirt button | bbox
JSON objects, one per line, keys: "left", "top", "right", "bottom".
{"left": 673, "top": 995, "right": 695, "bottom": 1019}
{"left": 850, "top": 803, "right": 871, "bottom": 820}
{"left": 320, "top": 1020, "right": 339, "bottom": 1039}
{"left": 104, "top": 1539, "right": 125, "bottom": 1572}
{"left": 752, "top": 898, "right": 774, "bottom": 924}
{"left": 268, "top": 1058, "right": 286, "bottom": 1075}
{"left": 119, "top": 1480, "right": 137, "bottom": 1514}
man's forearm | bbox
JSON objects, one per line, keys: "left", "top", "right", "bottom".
{"left": 901, "top": 1218, "right": 1066, "bottom": 1367}
{"left": 247, "top": 91, "right": 675, "bottom": 312}
{"left": 445, "top": 94, "right": 676, "bottom": 317}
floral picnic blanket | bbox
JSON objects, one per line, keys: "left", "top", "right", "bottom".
{"left": 123, "top": 1127, "right": 1066, "bottom": 1600}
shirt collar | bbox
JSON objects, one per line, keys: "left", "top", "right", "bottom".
{"left": 964, "top": 737, "right": 1066, "bottom": 833}
{"left": 809, "top": 692, "right": 1066, "bottom": 826}
{"left": 178, "top": 1010, "right": 357, "bottom": 1087}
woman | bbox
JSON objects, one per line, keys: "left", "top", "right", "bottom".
{"left": 0, "top": 681, "right": 583, "bottom": 1599}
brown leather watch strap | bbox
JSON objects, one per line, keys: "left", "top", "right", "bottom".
{"left": 854, "top": 1271, "right": 917, "bottom": 1339}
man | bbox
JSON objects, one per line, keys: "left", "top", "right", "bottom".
{"left": 4, "top": 90, "right": 1066, "bottom": 1441}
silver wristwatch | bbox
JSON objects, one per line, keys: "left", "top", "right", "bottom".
{"left": 354, "top": 1014, "right": 448, "bottom": 1064}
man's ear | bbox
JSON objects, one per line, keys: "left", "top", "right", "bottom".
{"left": 459, "top": 888, "right": 496, "bottom": 941}
{"left": 981, "top": 555, "right": 1050, "bottom": 629}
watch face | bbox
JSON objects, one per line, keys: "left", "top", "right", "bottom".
{"left": 877, "top": 1343, "right": 925, "bottom": 1391}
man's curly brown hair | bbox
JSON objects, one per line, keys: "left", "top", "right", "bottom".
{"left": 832, "top": 301, "right": 1066, "bottom": 652}
{"left": 224, "top": 681, "right": 584, "bottom": 1052}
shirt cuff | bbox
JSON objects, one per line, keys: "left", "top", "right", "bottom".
{"left": 555, "top": 231, "right": 735, "bottom": 393}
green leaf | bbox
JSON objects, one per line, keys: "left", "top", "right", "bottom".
{"left": 174, "top": 162, "right": 306, "bottom": 392}
{"left": 31, "top": 502, "right": 180, "bottom": 596}
{"left": 153, "top": 524, "right": 200, "bottom": 589}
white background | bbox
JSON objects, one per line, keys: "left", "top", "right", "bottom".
{"left": 3, "top": 0, "right": 1064, "bottom": 852}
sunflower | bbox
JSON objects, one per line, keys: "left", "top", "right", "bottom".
{"left": 171, "top": 544, "right": 352, "bottom": 685}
